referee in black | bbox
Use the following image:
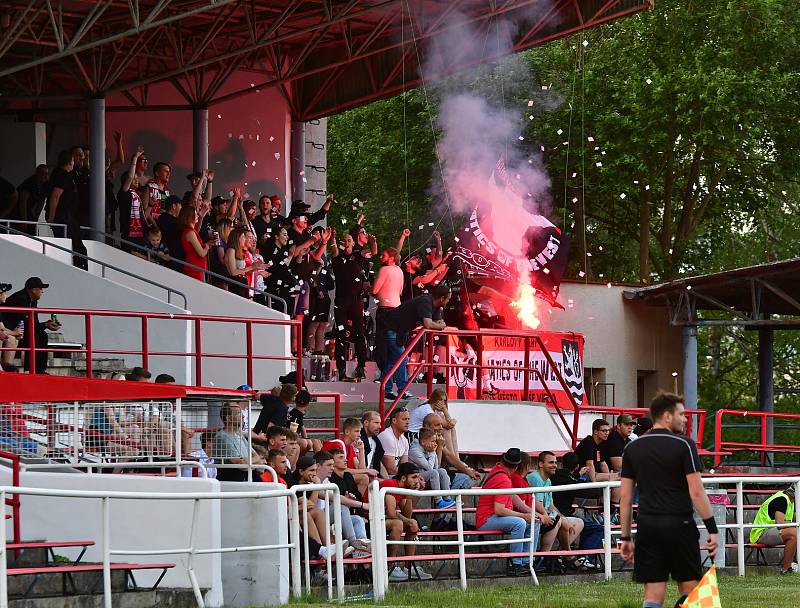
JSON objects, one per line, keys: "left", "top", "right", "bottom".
{"left": 620, "top": 392, "right": 718, "bottom": 608}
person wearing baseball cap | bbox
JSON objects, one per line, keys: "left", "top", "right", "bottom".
{"left": 606, "top": 413, "right": 637, "bottom": 473}
{"left": 0, "top": 283, "right": 22, "bottom": 370}
{"left": 475, "top": 448, "right": 536, "bottom": 576}
{"left": 1, "top": 277, "right": 60, "bottom": 374}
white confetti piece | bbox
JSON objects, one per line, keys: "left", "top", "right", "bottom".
{"left": 527, "top": 100, "right": 534, "bottom": 107}
{"left": 582, "top": 39, "right": 589, "bottom": 47}
{"left": 571, "top": 172, "right": 577, "bottom": 178}
{"left": 518, "top": 136, "right": 524, "bottom": 141}
{"left": 227, "top": 132, "right": 233, "bottom": 138}
{"left": 269, "top": 136, "right": 275, "bottom": 142}
{"left": 607, "top": 282, "right": 612, "bottom": 288}
{"left": 238, "top": 134, "right": 244, "bottom": 140}
{"left": 274, "top": 153, "right": 281, "bottom": 160}
{"left": 256, "top": 135, "right": 260, "bottom": 141}
{"left": 418, "top": 225, "right": 424, "bottom": 230}
{"left": 596, "top": 162, "right": 603, "bottom": 167}
{"left": 646, "top": 78, "right": 652, "bottom": 85}
{"left": 428, "top": 222, "right": 434, "bottom": 226}
{"left": 645, "top": 185, "right": 650, "bottom": 191}
{"left": 557, "top": 129, "right": 563, "bottom": 135}
{"left": 587, "top": 136, "right": 594, "bottom": 142}
{"left": 252, "top": 161, "right": 256, "bottom": 167}
{"left": 586, "top": 252, "right": 592, "bottom": 257}
{"left": 217, "top": 114, "right": 222, "bottom": 119}
{"left": 619, "top": 193, "right": 626, "bottom": 199}
{"left": 598, "top": 246, "right": 604, "bottom": 251}
{"left": 529, "top": 115, "right": 534, "bottom": 120}
{"left": 578, "top": 271, "right": 585, "bottom": 277}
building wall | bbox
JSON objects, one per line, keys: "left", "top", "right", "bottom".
{"left": 0, "top": 119, "right": 46, "bottom": 187}
{"left": 543, "top": 282, "right": 682, "bottom": 408}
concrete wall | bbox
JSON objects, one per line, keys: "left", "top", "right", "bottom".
{"left": 219, "top": 481, "right": 289, "bottom": 607}
{"left": 0, "top": 469, "right": 222, "bottom": 599}
{"left": 0, "top": 235, "right": 191, "bottom": 382}
{"left": 543, "top": 282, "right": 682, "bottom": 408}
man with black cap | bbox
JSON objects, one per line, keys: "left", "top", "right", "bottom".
{"left": 620, "top": 392, "right": 718, "bottom": 608}
{"left": 0, "top": 283, "right": 24, "bottom": 370}
{"left": 476, "top": 447, "right": 536, "bottom": 576}
{"left": 605, "top": 413, "right": 636, "bottom": 473}
{"left": 1, "top": 277, "right": 61, "bottom": 374}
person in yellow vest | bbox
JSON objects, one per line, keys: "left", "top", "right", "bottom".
{"left": 749, "top": 486, "right": 797, "bottom": 574}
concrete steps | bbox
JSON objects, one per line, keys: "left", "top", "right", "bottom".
{"left": 8, "top": 588, "right": 198, "bottom": 608}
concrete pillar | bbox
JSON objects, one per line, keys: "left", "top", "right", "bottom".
{"left": 758, "top": 327, "right": 774, "bottom": 463}
{"left": 193, "top": 106, "right": 209, "bottom": 173}
{"left": 88, "top": 96, "right": 106, "bottom": 238}
{"left": 290, "top": 121, "right": 305, "bottom": 203}
{"left": 682, "top": 325, "right": 698, "bottom": 441}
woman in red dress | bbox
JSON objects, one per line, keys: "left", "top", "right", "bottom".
{"left": 178, "top": 205, "right": 212, "bottom": 281}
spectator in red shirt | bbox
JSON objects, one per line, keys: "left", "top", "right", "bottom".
{"left": 476, "top": 448, "right": 536, "bottom": 576}
{"left": 380, "top": 462, "right": 433, "bottom": 581}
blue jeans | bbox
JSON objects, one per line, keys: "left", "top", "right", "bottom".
{"left": 481, "top": 515, "right": 538, "bottom": 565}
{"left": 381, "top": 329, "right": 408, "bottom": 395}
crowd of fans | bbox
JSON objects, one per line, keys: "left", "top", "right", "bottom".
{"left": 1, "top": 139, "right": 481, "bottom": 396}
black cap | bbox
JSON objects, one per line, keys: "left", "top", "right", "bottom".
{"left": 211, "top": 196, "right": 228, "bottom": 207}
{"left": 501, "top": 448, "right": 523, "bottom": 466}
{"left": 243, "top": 199, "right": 257, "bottom": 210}
{"left": 296, "top": 455, "right": 316, "bottom": 472}
{"left": 562, "top": 451, "right": 579, "bottom": 471}
{"left": 290, "top": 200, "right": 311, "bottom": 213}
{"left": 279, "top": 371, "right": 298, "bottom": 385}
{"left": 288, "top": 210, "right": 308, "bottom": 220}
{"left": 394, "top": 462, "right": 420, "bottom": 479}
{"left": 0, "top": 283, "right": 11, "bottom": 293}
{"left": 295, "top": 389, "right": 312, "bottom": 406}
{"left": 25, "top": 277, "right": 49, "bottom": 289}
{"left": 186, "top": 172, "right": 202, "bottom": 181}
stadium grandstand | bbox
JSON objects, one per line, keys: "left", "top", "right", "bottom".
{"left": 0, "top": 1, "right": 798, "bottom": 607}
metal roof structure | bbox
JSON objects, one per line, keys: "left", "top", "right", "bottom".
{"left": 1, "top": 0, "right": 652, "bottom": 120}
{"left": 624, "top": 258, "right": 800, "bottom": 326}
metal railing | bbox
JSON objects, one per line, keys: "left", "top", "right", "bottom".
{"left": 583, "top": 406, "right": 707, "bottom": 449}
{"left": 0, "top": 451, "right": 20, "bottom": 546}
{"left": 368, "top": 475, "right": 800, "bottom": 600}
{"left": 78, "top": 224, "right": 287, "bottom": 314}
{"left": 714, "top": 409, "right": 800, "bottom": 466}
{"left": 0, "top": 306, "right": 302, "bottom": 388}
{"left": 0, "top": 482, "right": 346, "bottom": 608}
{"left": 0, "top": 223, "right": 187, "bottom": 308}
{"left": 0, "top": 219, "right": 67, "bottom": 237}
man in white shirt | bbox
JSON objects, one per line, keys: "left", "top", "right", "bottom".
{"left": 372, "top": 247, "right": 404, "bottom": 375}
{"left": 377, "top": 407, "right": 410, "bottom": 476}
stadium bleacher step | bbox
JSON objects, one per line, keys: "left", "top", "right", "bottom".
{"left": 7, "top": 588, "right": 199, "bottom": 608}
{"left": 7, "top": 565, "right": 128, "bottom": 598}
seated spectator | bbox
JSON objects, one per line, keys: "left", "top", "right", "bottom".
{"left": 0, "top": 283, "right": 23, "bottom": 370}
{"left": 381, "top": 462, "right": 432, "bottom": 581}
{"left": 1, "top": 277, "right": 61, "bottom": 374}
{"left": 213, "top": 402, "right": 263, "bottom": 482}
{"left": 266, "top": 448, "right": 290, "bottom": 485}
{"left": 288, "top": 389, "right": 321, "bottom": 454}
{"left": 605, "top": 414, "right": 636, "bottom": 473}
{"left": 528, "top": 451, "right": 588, "bottom": 571}
{"left": 86, "top": 403, "right": 140, "bottom": 458}
{"left": 408, "top": 427, "right": 455, "bottom": 509}
{"left": 421, "top": 412, "right": 481, "bottom": 489}
{"left": 750, "top": 486, "right": 797, "bottom": 574}
{"left": 408, "top": 388, "right": 457, "bottom": 449}
{"left": 360, "top": 410, "right": 385, "bottom": 476}
{"left": 382, "top": 285, "right": 451, "bottom": 400}
{"left": 339, "top": 417, "right": 378, "bottom": 494}
{"left": 285, "top": 430, "right": 301, "bottom": 471}
{"left": 476, "top": 448, "right": 535, "bottom": 577}
{"left": 154, "top": 373, "right": 175, "bottom": 384}
{"left": 253, "top": 383, "right": 295, "bottom": 436}
{"left": 266, "top": 425, "right": 289, "bottom": 451}
{"left": 125, "top": 366, "right": 152, "bottom": 382}
{"left": 0, "top": 405, "right": 40, "bottom": 454}
{"left": 294, "top": 454, "right": 335, "bottom": 548}
{"left": 575, "top": 419, "right": 621, "bottom": 503}
{"left": 327, "top": 447, "right": 371, "bottom": 556}
{"left": 180, "top": 428, "right": 216, "bottom": 478}
{"left": 378, "top": 407, "right": 410, "bottom": 477}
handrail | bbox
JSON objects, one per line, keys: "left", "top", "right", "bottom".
{"left": 0, "top": 482, "right": 347, "bottom": 607}
{"left": 0, "top": 305, "right": 303, "bottom": 387}
{"left": 714, "top": 408, "right": 800, "bottom": 466}
{"left": 378, "top": 329, "right": 582, "bottom": 447}
{"left": 78, "top": 224, "right": 287, "bottom": 314}
{"left": 0, "top": 223, "right": 188, "bottom": 309}
{"left": 0, "top": 219, "right": 67, "bottom": 237}
{"left": 0, "top": 450, "right": 20, "bottom": 546}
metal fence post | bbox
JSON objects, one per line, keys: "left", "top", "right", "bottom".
{"left": 455, "top": 496, "right": 467, "bottom": 590}
{"left": 174, "top": 398, "right": 183, "bottom": 478}
{"left": 369, "top": 480, "right": 384, "bottom": 600}
{"left": 187, "top": 498, "right": 205, "bottom": 607}
{"left": 603, "top": 484, "right": 612, "bottom": 580}
{"left": 332, "top": 490, "right": 345, "bottom": 602}
{"left": 102, "top": 497, "right": 112, "bottom": 608}
{"left": 736, "top": 481, "right": 745, "bottom": 576}
{"left": 288, "top": 494, "right": 302, "bottom": 598}
{"left": 0, "top": 489, "right": 7, "bottom": 608}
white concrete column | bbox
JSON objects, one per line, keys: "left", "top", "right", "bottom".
{"left": 88, "top": 96, "right": 106, "bottom": 238}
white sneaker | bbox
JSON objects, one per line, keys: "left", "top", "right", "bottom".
{"left": 409, "top": 565, "right": 433, "bottom": 580}
{"left": 388, "top": 566, "right": 409, "bottom": 581}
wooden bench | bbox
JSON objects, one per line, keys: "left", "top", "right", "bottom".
{"left": 5, "top": 540, "right": 95, "bottom": 566}
{"left": 7, "top": 562, "right": 175, "bottom": 596}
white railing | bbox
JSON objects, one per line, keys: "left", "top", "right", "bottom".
{"left": 0, "top": 483, "right": 345, "bottom": 608}
{"left": 367, "top": 476, "right": 800, "bottom": 600}
{"left": 1, "top": 400, "right": 277, "bottom": 482}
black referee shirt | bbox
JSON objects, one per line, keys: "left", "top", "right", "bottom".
{"left": 621, "top": 429, "right": 703, "bottom": 516}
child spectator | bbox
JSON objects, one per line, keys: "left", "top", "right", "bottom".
{"left": 288, "top": 389, "right": 322, "bottom": 453}
{"left": 181, "top": 429, "right": 217, "bottom": 478}
{"left": 408, "top": 427, "right": 456, "bottom": 509}
{"left": 341, "top": 417, "right": 378, "bottom": 494}
{"left": 142, "top": 225, "right": 170, "bottom": 265}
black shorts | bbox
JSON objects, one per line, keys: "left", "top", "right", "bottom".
{"left": 634, "top": 514, "right": 702, "bottom": 583}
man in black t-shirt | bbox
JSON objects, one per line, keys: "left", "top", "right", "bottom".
{"left": 575, "top": 418, "right": 620, "bottom": 503}
{"left": 381, "top": 284, "right": 450, "bottom": 400}
{"left": 605, "top": 413, "right": 636, "bottom": 472}
{"left": 253, "top": 383, "right": 297, "bottom": 435}
{"left": 287, "top": 388, "right": 321, "bottom": 453}
{"left": 47, "top": 149, "right": 87, "bottom": 269}
{"left": 620, "top": 392, "right": 718, "bottom": 608}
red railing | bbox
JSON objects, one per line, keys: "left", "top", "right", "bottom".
{"left": 0, "top": 449, "right": 21, "bottom": 546}
{"left": 305, "top": 392, "right": 342, "bottom": 438}
{"left": 580, "top": 406, "right": 707, "bottom": 450}
{"left": 714, "top": 408, "right": 800, "bottom": 466}
{"left": 378, "top": 328, "right": 581, "bottom": 447}
{"left": 0, "top": 306, "right": 303, "bottom": 389}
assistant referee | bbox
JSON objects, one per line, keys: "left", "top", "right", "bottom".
{"left": 619, "top": 392, "right": 719, "bottom": 608}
